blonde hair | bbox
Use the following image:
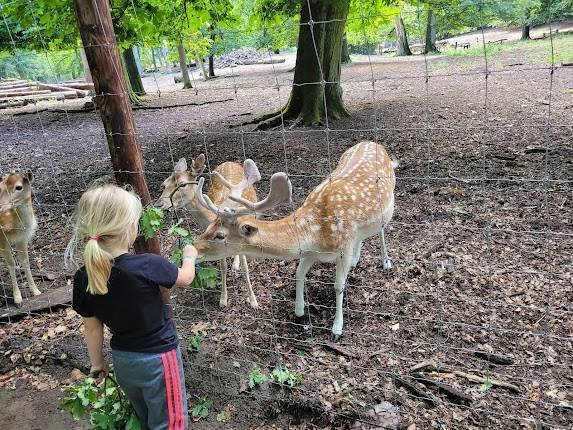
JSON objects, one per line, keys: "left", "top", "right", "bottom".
{"left": 65, "top": 184, "right": 143, "bottom": 295}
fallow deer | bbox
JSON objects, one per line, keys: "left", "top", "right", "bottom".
{"left": 156, "top": 155, "right": 260, "bottom": 309}
{"left": 193, "top": 141, "right": 397, "bottom": 340}
{"left": 0, "top": 172, "right": 42, "bottom": 307}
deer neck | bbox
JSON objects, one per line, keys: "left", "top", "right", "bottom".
{"left": 243, "top": 206, "right": 323, "bottom": 260}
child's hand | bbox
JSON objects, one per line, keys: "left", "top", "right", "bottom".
{"left": 90, "top": 362, "right": 111, "bottom": 384}
{"left": 183, "top": 245, "right": 198, "bottom": 260}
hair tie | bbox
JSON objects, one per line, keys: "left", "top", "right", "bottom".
{"left": 89, "top": 236, "right": 100, "bottom": 242}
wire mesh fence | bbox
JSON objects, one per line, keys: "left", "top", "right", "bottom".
{"left": 1, "top": 0, "right": 572, "bottom": 428}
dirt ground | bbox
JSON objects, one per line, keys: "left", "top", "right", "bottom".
{"left": 1, "top": 33, "right": 572, "bottom": 429}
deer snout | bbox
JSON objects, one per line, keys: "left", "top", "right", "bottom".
{"left": 155, "top": 197, "right": 173, "bottom": 210}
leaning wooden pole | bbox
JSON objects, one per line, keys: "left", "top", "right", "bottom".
{"left": 73, "top": 0, "right": 171, "bottom": 307}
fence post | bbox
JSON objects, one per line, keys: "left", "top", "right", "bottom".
{"left": 73, "top": 0, "right": 171, "bottom": 307}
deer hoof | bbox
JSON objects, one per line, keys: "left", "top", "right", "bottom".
{"left": 382, "top": 258, "right": 393, "bottom": 271}
{"left": 32, "top": 288, "right": 42, "bottom": 296}
{"left": 331, "top": 333, "right": 341, "bottom": 343}
{"left": 219, "top": 298, "right": 228, "bottom": 308}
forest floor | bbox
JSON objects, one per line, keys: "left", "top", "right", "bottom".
{"left": 1, "top": 33, "right": 572, "bottom": 429}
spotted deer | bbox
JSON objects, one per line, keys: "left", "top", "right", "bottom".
{"left": 0, "top": 172, "right": 42, "bottom": 307}
{"left": 193, "top": 141, "right": 397, "bottom": 339}
{"left": 156, "top": 155, "right": 260, "bottom": 309}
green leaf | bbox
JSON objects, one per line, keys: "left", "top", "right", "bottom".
{"left": 139, "top": 207, "right": 164, "bottom": 240}
{"left": 247, "top": 368, "right": 267, "bottom": 389}
{"left": 188, "top": 333, "right": 204, "bottom": 353}
{"left": 216, "top": 410, "right": 228, "bottom": 423}
{"left": 126, "top": 414, "right": 142, "bottom": 430}
{"left": 192, "top": 396, "right": 212, "bottom": 419}
{"left": 232, "top": 361, "right": 241, "bottom": 368}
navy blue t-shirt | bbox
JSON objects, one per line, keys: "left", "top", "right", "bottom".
{"left": 72, "top": 253, "right": 179, "bottom": 353}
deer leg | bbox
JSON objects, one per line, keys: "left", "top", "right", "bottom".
{"left": 0, "top": 243, "right": 21, "bottom": 307}
{"left": 219, "top": 259, "right": 228, "bottom": 307}
{"left": 351, "top": 241, "right": 363, "bottom": 268}
{"left": 381, "top": 227, "right": 392, "bottom": 270}
{"left": 240, "top": 255, "right": 258, "bottom": 309}
{"left": 295, "top": 257, "right": 314, "bottom": 317}
{"left": 332, "top": 252, "right": 352, "bottom": 342}
{"left": 15, "top": 241, "right": 41, "bottom": 297}
{"left": 231, "top": 255, "right": 241, "bottom": 271}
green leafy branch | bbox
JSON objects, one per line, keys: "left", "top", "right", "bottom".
{"left": 61, "top": 373, "right": 140, "bottom": 430}
{"left": 139, "top": 207, "right": 164, "bottom": 240}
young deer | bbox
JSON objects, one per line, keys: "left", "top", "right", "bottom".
{"left": 0, "top": 172, "right": 42, "bottom": 307}
{"left": 156, "top": 155, "right": 260, "bottom": 309}
{"left": 193, "top": 141, "right": 397, "bottom": 340}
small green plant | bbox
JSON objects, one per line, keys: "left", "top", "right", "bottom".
{"left": 192, "top": 396, "right": 212, "bottom": 420}
{"left": 216, "top": 410, "right": 228, "bottom": 423}
{"left": 248, "top": 367, "right": 267, "bottom": 389}
{"left": 188, "top": 333, "right": 204, "bottom": 353}
{"left": 270, "top": 367, "right": 303, "bottom": 388}
{"left": 193, "top": 265, "right": 218, "bottom": 289}
{"left": 232, "top": 360, "right": 241, "bottom": 369}
{"left": 480, "top": 377, "right": 493, "bottom": 392}
{"left": 61, "top": 374, "right": 140, "bottom": 430}
{"left": 139, "top": 207, "right": 164, "bottom": 240}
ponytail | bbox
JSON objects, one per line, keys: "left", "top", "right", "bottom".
{"left": 65, "top": 184, "right": 143, "bottom": 296}
{"left": 84, "top": 238, "right": 113, "bottom": 295}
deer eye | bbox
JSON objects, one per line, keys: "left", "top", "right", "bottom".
{"left": 213, "top": 231, "right": 226, "bottom": 241}
{"left": 15, "top": 185, "right": 23, "bottom": 191}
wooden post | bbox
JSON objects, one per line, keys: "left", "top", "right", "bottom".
{"left": 73, "top": 0, "right": 171, "bottom": 308}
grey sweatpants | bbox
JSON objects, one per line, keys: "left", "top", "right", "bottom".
{"left": 112, "top": 346, "right": 188, "bottom": 430}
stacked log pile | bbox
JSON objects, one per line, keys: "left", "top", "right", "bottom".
{"left": 0, "top": 79, "right": 94, "bottom": 109}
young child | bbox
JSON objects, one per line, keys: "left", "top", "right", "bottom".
{"left": 66, "top": 184, "right": 196, "bottom": 430}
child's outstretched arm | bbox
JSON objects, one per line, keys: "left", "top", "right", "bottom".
{"left": 83, "top": 316, "right": 109, "bottom": 377}
{"left": 175, "top": 245, "right": 198, "bottom": 286}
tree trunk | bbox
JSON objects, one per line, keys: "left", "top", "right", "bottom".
{"left": 521, "top": 8, "right": 531, "bottom": 40}
{"left": 208, "top": 32, "right": 216, "bottom": 78}
{"left": 121, "top": 56, "right": 143, "bottom": 105}
{"left": 176, "top": 43, "right": 193, "bottom": 89}
{"left": 197, "top": 57, "right": 209, "bottom": 80}
{"left": 151, "top": 47, "right": 158, "bottom": 72}
{"left": 395, "top": 15, "right": 412, "bottom": 56}
{"left": 208, "top": 55, "right": 215, "bottom": 78}
{"left": 253, "top": 0, "right": 350, "bottom": 129}
{"left": 122, "top": 46, "right": 146, "bottom": 96}
{"left": 341, "top": 33, "right": 351, "bottom": 64}
{"left": 73, "top": 0, "right": 170, "bottom": 310}
{"left": 424, "top": 9, "right": 437, "bottom": 53}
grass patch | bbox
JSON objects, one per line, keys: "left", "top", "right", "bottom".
{"left": 427, "top": 33, "right": 573, "bottom": 72}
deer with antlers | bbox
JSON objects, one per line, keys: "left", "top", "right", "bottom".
{"left": 0, "top": 172, "right": 42, "bottom": 307}
{"left": 156, "top": 155, "right": 260, "bottom": 309}
{"left": 193, "top": 141, "right": 397, "bottom": 340}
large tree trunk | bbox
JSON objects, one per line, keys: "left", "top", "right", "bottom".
{"left": 395, "top": 15, "right": 412, "bottom": 56}
{"left": 253, "top": 0, "right": 350, "bottom": 129}
{"left": 121, "top": 56, "right": 143, "bottom": 105}
{"left": 122, "top": 46, "right": 145, "bottom": 96}
{"left": 521, "top": 8, "right": 531, "bottom": 40}
{"left": 177, "top": 43, "right": 193, "bottom": 89}
{"left": 424, "top": 9, "right": 437, "bottom": 53}
{"left": 341, "top": 33, "right": 351, "bottom": 64}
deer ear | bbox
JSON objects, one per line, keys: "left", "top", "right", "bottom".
{"left": 174, "top": 158, "right": 188, "bottom": 173}
{"left": 239, "top": 223, "right": 258, "bottom": 238}
{"left": 24, "top": 170, "right": 33, "bottom": 183}
{"left": 192, "top": 154, "right": 206, "bottom": 175}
